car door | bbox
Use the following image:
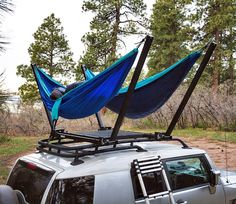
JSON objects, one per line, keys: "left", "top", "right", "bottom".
{"left": 162, "top": 154, "right": 225, "bottom": 204}
{"left": 130, "top": 154, "right": 225, "bottom": 204}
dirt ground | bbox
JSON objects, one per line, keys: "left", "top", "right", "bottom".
{"left": 183, "top": 137, "right": 236, "bottom": 171}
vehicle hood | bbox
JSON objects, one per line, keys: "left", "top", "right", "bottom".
{"left": 220, "top": 170, "right": 236, "bottom": 185}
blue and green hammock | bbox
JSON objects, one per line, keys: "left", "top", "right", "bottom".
{"left": 84, "top": 50, "right": 202, "bottom": 118}
{"left": 33, "top": 48, "right": 202, "bottom": 122}
{"left": 33, "top": 48, "right": 138, "bottom": 121}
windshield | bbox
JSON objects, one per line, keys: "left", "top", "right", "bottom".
{"left": 7, "top": 159, "right": 55, "bottom": 204}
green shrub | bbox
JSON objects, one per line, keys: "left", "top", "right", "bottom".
{"left": 0, "top": 135, "right": 10, "bottom": 144}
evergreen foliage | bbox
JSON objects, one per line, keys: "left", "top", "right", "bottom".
{"left": 192, "top": 0, "right": 235, "bottom": 93}
{"left": 148, "top": 0, "right": 193, "bottom": 76}
{"left": 0, "top": 0, "right": 13, "bottom": 51}
{"left": 78, "top": 0, "right": 148, "bottom": 74}
{"left": 0, "top": 0, "right": 13, "bottom": 110}
{"left": 16, "top": 14, "right": 75, "bottom": 103}
{"left": 0, "top": 71, "right": 9, "bottom": 112}
{"left": 148, "top": 0, "right": 235, "bottom": 94}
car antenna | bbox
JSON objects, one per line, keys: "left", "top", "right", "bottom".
{"left": 224, "top": 128, "right": 229, "bottom": 183}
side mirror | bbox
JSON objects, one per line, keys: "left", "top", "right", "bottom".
{"left": 210, "top": 169, "right": 221, "bottom": 187}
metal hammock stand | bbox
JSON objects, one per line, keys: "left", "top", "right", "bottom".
{"left": 35, "top": 36, "right": 216, "bottom": 165}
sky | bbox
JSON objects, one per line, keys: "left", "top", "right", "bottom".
{"left": 0, "top": 0, "right": 155, "bottom": 92}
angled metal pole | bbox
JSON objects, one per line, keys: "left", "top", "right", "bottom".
{"left": 111, "top": 35, "right": 154, "bottom": 140}
{"left": 31, "top": 64, "right": 54, "bottom": 131}
{"left": 165, "top": 42, "right": 216, "bottom": 136}
{"left": 81, "top": 65, "right": 106, "bottom": 130}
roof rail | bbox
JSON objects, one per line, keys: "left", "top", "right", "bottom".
{"left": 37, "top": 129, "right": 189, "bottom": 165}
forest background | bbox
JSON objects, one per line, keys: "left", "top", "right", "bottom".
{"left": 0, "top": 0, "right": 235, "bottom": 137}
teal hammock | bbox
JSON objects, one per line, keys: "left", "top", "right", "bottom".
{"left": 84, "top": 50, "right": 202, "bottom": 119}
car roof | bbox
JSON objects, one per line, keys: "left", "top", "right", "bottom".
{"left": 20, "top": 141, "right": 206, "bottom": 179}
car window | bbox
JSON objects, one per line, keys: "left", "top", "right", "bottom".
{"left": 45, "top": 176, "right": 95, "bottom": 204}
{"left": 130, "top": 162, "right": 167, "bottom": 200}
{"left": 165, "top": 156, "right": 210, "bottom": 191}
{"left": 7, "top": 159, "right": 55, "bottom": 204}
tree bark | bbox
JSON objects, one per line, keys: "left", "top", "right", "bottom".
{"left": 211, "top": 29, "right": 220, "bottom": 94}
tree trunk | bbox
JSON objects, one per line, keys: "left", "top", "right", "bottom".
{"left": 110, "top": 2, "right": 121, "bottom": 62}
{"left": 228, "top": 27, "right": 235, "bottom": 95}
{"left": 228, "top": 52, "right": 234, "bottom": 94}
{"left": 211, "top": 29, "right": 220, "bottom": 94}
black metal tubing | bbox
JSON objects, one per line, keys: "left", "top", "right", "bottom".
{"left": 37, "top": 144, "right": 146, "bottom": 165}
{"left": 51, "top": 128, "right": 189, "bottom": 148}
{"left": 155, "top": 132, "right": 189, "bottom": 148}
{"left": 81, "top": 65, "right": 106, "bottom": 130}
{"left": 31, "top": 64, "right": 54, "bottom": 131}
{"left": 39, "top": 133, "right": 189, "bottom": 150}
{"left": 165, "top": 42, "right": 216, "bottom": 136}
{"left": 54, "top": 130, "right": 153, "bottom": 145}
{"left": 37, "top": 130, "right": 189, "bottom": 164}
{"left": 38, "top": 139, "right": 97, "bottom": 151}
{"left": 80, "top": 64, "right": 86, "bottom": 77}
{"left": 59, "top": 131, "right": 104, "bottom": 144}
{"left": 111, "top": 35, "right": 154, "bottom": 140}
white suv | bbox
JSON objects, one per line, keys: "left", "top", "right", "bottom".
{"left": 3, "top": 130, "right": 236, "bottom": 204}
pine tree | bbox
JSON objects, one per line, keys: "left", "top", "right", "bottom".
{"left": 148, "top": 0, "right": 193, "bottom": 76}
{"left": 194, "top": 0, "right": 236, "bottom": 93}
{"left": 0, "top": 0, "right": 13, "bottom": 110}
{"left": 0, "top": 0, "right": 13, "bottom": 51}
{"left": 79, "top": 0, "right": 148, "bottom": 73}
{"left": 17, "top": 14, "right": 75, "bottom": 103}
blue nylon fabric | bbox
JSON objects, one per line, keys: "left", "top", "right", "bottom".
{"left": 34, "top": 67, "right": 65, "bottom": 111}
{"left": 34, "top": 48, "right": 138, "bottom": 120}
{"left": 85, "top": 51, "right": 202, "bottom": 119}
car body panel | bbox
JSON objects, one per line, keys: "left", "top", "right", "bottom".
{"left": 94, "top": 170, "right": 135, "bottom": 204}
{"left": 22, "top": 142, "right": 206, "bottom": 179}
{"left": 6, "top": 141, "right": 236, "bottom": 204}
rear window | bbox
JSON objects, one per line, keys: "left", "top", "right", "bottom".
{"left": 7, "top": 159, "right": 55, "bottom": 204}
{"left": 46, "top": 176, "right": 95, "bottom": 204}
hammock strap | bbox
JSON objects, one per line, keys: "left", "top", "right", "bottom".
{"left": 52, "top": 98, "right": 62, "bottom": 121}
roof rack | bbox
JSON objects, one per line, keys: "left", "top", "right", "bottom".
{"left": 37, "top": 129, "right": 189, "bottom": 165}
{"left": 35, "top": 37, "right": 216, "bottom": 165}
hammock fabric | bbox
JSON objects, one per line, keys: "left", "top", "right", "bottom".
{"left": 85, "top": 50, "right": 202, "bottom": 119}
{"left": 33, "top": 48, "right": 138, "bottom": 121}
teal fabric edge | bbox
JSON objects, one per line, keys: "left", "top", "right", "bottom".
{"left": 119, "top": 50, "right": 202, "bottom": 94}
{"left": 35, "top": 66, "right": 66, "bottom": 97}
{"left": 49, "top": 48, "right": 138, "bottom": 120}
{"left": 85, "top": 69, "right": 96, "bottom": 78}
{"left": 52, "top": 98, "right": 62, "bottom": 121}
{"left": 34, "top": 68, "right": 52, "bottom": 97}
{"left": 85, "top": 50, "right": 202, "bottom": 94}
{"left": 59, "top": 48, "right": 139, "bottom": 100}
